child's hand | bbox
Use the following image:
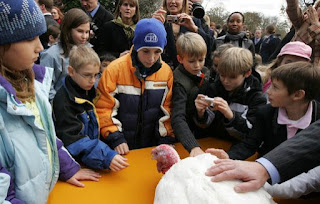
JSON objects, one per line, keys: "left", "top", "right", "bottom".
{"left": 115, "top": 143, "right": 129, "bottom": 155}
{"left": 210, "top": 97, "right": 233, "bottom": 120}
{"left": 66, "top": 168, "right": 101, "bottom": 187}
{"left": 195, "top": 94, "right": 209, "bottom": 118}
{"left": 110, "top": 155, "right": 129, "bottom": 172}
{"left": 190, "top": 147, "right": 205, "bottom": 157}
{"left": 152, "top": 7, "right": 166, "bottom": 23}
{"left": 206, "top": 148, "right": 229, "bottom": 159}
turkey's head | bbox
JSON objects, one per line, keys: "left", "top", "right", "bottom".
{"left": 151, "top": 144, "right": 181, "bottom": 174}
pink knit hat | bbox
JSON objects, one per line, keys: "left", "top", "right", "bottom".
{"left": 277, "top": 41, "right": 312, "bottom": 61}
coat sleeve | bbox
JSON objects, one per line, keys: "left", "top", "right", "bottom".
{"left": 286, "top": 0, "right": 304, "bottom": 29}
{"left": 225, "top": 89, "right": 267, "bottom": 134}
{"left": 95, "top": 64, "right": 127, "bottom": 148}
{"left": 0, "top": 163, "right": 25, "bottom": 204}
{"left": 157, "top": 69, "right": 175, "bottom": 140}
{"left": 263, "top": 119, "right": 320, "bottom": 183}
{"left": 53, "top": 96, "right": 118, "bottom": 169}
{"left": 227, "top": 106, "right": 265, "bottom": 160}
{"left": 264, "top": 165, "right": 320, "bottom": 198}
{"left": 171, "top": 83, "right": 200, "bottom": 152}
{"left": 56, "top": 138, "right": 80, "bottom": 181}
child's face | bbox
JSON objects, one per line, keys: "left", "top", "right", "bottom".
{"left": 267, "top": 79, "right": 292, "bottom": 108}
{"left": 280, "top": 55, "right": 309, "bottom": 66}
{"left": 177, "top": 54, "right": 205, "bottom": 75}
{"left": 1, "top": 37, "right": 43, "bottom": 71}
{"left": 69, "top": 63, "right": 100, "bottom": 91}
{"left": 219, "top": 72, "right": 248, "bottom": 92}
{"left": 100, "top": 60, "right": 111, "bottom": 73}
{"left": 137, "top": 48, "right": 162, "bottom": 68}
{"left": 213, "top": 56, "right": 220, "bottom": 72}
{"left": 71, "top": 23, "right": 90, "bottom": 45}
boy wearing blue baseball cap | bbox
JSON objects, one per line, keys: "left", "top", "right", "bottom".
{"left": 95, "top": 18, "right": 175, "bottom": 155}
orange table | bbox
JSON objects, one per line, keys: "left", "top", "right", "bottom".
{"left": 48, "top": 137, "right": 319, "bottom": 204}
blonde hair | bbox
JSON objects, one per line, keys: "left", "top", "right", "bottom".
{"left": 69, "top": 45, "right": 100, "bottom": 71}
{"left": 0, "top": 45, "right": 35, "bottom": 103}
{"left": 176, "top": 32, "right": 207, "bottom": 58}
{"left": 217, "top": 47, "right": 253, "bottom": 76}
{"left": 162, "top": 0, "right": 189, "bottom": 15}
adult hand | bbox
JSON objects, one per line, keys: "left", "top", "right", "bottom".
{"left": 195, "top": 94, "right": 209, "bottom": 118}
{"left": 110, "top": 155, "right": 129, "bottom": 172}
{"left": 306, "top": 5, "right": 320, "bottom": 26}
{"left": 115, "top": 143, "right": 129, "bottom": 155}
{"left": 152, "top": 7, "right": 166, "bottom": 24}
{"left": 177, "top": 13, "right": 198, "bottom": 33}
{"left": 205, "top": 159, "right": 270, "bottom": 193}
{"left": 190, "top": 147, "right": 205, "bottom": 157}
{"left": 210, "top": 97, "right": 233, "bottom": 120}
{"left": 206, "top": 148, "right": 229, "bottom": 159}
{"left": 66, "top": 168, "right": 101, "bottom": 187}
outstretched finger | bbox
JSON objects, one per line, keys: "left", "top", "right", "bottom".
{"left": 234, "top": 180, "right": 262, "bottom": 193}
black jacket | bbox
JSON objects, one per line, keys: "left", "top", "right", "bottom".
{"left": 96, "top": 21, "right": 133, "bottom": 57}
{"left": 260, "top": 34, "right": 281, "bottom": 64}
{"left": 90, "top": 5, "right": 113, "bottom": 50}
{"left": 228, "top": 101, "right": 320, "bottom": 160}
{"left": 197, "top": 75, "right": 266, "bottom": 140}
{"left": 171, "top": 65, "right": 210, "bottom": 152}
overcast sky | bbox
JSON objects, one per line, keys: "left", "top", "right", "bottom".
{"left": 203, "top": 0, "right": 287, "bottom": 18}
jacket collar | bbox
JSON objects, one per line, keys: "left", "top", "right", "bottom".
{"left": 63, "top": 75, "right": 96, "bottom": 103}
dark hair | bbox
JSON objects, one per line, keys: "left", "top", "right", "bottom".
{"left": 227, "top": 12, "right": 244, "bottom": 23}
{"left": 99, "top": 53, "right": 117, "bottom": 62}
{"left": 38, "top": 0, "right": 54, "bottom": 11}
{"left": 265, "top": 24, "right": 276, "bottom": 34}
{"left": 47, "top": 25, "right": 60, "bottom": 39}
{"left": 114, "top": 0, "right": 140, "bottom": 24}
{"left": 60, "top": 8, "right": 91, "bottom": 57}
{"left": 271, "top": 61, "right": 320, "bottom": 100}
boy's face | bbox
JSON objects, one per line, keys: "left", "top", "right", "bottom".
{"left": 101, "top": 60, "right": 111, "bottom": 73}
{"left": 267, "top": 79, "right": 292, "bottom": 108}
{"left": 177, "top": 54, "right": 205, "bottom": 75}
{"left": 219, "top": 71, "right": 250, "bottom": 92}
{"left": 137, "top": 48, "right": 162, "bottom": 68}
{"left": 69, "top": 63, "right": 100, "bottom": 91}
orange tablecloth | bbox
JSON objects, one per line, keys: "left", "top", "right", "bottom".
{"left": 48, "top": 137, "right": 319, "bottom": 204}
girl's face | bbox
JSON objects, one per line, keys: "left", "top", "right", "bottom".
{"left": 166, "top": 0, "right": 183, "bottom": 15}
{"left": 120, "top": 0, "right": 136, "bottom": 20}
{"left": 1, "top": 37, "right": 43, "bottom": 71}
{"left": 227, "top": 13, "right": 243, "bottom": 34}
{"left": 71, "top": 23, "right": 90, "bottom": 45}
{"left": 280, "top": 55, "right": 309, "bottom": 66}
{"left": 137, "top": 48, "right": 162, "bottom": 68}
{"left": 51, "top": 8, "right": 59, "bottom": 20}
{"left": 267, "top": 79, "right": 292, "bottom": 107}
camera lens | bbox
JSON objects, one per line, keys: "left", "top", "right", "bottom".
{"left": 192, "top": 3, "right": 205, "bottom": 19}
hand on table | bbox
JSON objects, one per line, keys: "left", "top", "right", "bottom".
{"left": 115, "top": 143, "right": 129, "bottom": 155}
{"left": 205, "top": 148, "right": 229, "bottom": 159}
{"left": 110, "top": 155, "right": 129, "bottom": 172}
{"left": 66, "top": 168, "right": 101, "bottom": 187}
{"left": 205, "top": 159, "right": 270, "bottom": 193}
{"left": 190, "top": 147, "right": 204, "bottom": 157}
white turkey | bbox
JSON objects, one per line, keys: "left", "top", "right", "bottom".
{"left": 151, "top": 144, "right": 276, "bottom": 204}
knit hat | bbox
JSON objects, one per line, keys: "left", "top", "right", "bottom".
{"left": 277, "top": 41, "right": 312, "bottom": 61}
{"left": 0, "top": 0, "right": 46, "bottom": 45}
{"left": 133, "top": 18, "right": 167, "bottom": 52}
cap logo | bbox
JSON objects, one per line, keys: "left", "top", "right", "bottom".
{"left": 144, "top": 33, "right": 158, "bottom": 43}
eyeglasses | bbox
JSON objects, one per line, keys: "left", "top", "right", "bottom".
{"left": 76, "top": 71, "right": 101, "bottom": 81}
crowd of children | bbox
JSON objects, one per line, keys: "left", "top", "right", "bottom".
{"left": 1, "top": 0, "right": 320, "bottom": 203}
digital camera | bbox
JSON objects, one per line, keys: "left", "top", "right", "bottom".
{"left": 167, "top": 15, "right": 180, "bottom": 23}
{"left": 192, "top": 2, "right": 205, "bottom": 19}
